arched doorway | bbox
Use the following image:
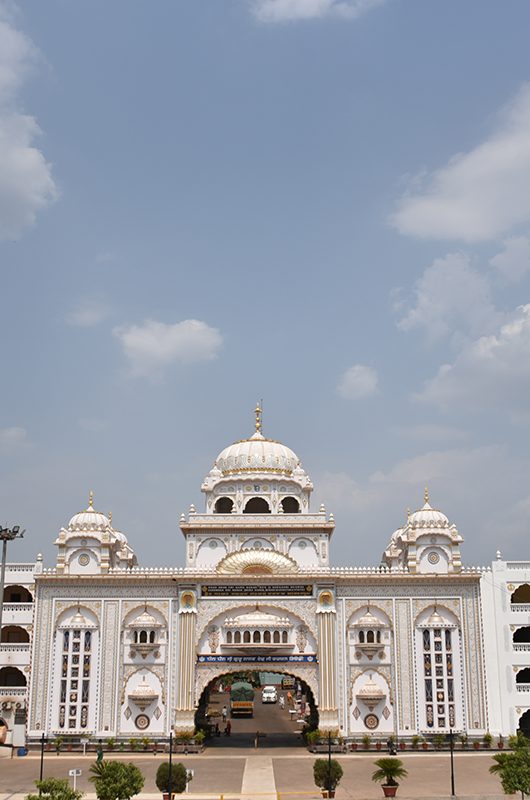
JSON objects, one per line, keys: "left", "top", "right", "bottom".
{"left": 519, "top": 709, "right": 530, "bottom": 739}
{"left": 0, "top": 667, "right": 27, "bottom": 687}
{"left": 195, "top": 670, "right": 318, "bottom": 748}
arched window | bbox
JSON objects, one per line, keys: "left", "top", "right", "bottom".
{"left": 367, "top": 630, "right": 375, "bottom": 643}
{"left": 359, "top": 631, "right": 365, "bottom": 643}
{"left": 243, "top": 498, "right": 271, "bottom": 514}
{"left": 282, "top": 631, "right": 288, "bottom": 643}
{"left": 264, "top": 630, "right": 271, "bottom": 643}
{"left": 0, "top": 625, "right": 29, "bottom": 643}
{"left": 134, "top": 631, "right": 138, "bottom": 644}
{"left": 512, "top": 585, "right": 530, "bottom": 604}
{"left": 0, "top": 666, "right": 27, "bottom": 687}
{"left": 281, "top": 497, "right": 300, "bottom": 513}
{"left": 243, "top": 631, "right": 251, "bottom": 643}
{"left": 226, "top": 631, "right": 233, "bottom": 644}
{"left": 139, "top": 630, "right": 148, "bottom": 644}
{"left": 516, "top": 668, "right": 530, "bottom": 684}
{"left": 149, "top": 631, "right": 155, "bottom": 644}
{"left": 376, "top": 631, "right": 381, "bottom": 644}
{"left": 2, "top": 585, "right": 32, "bottom": 603}
{"left": 253, "top": 631, "right": 261, "bottom": 643}
{"left": 234, "top": 631, "right": 241, "bottom": 644}
{"left": 273, "top": 631, "right": 280, "bottom": 644}
{"left": 214, "top": 497, "right": 234, "bottom": 514}
{"left": 514, "top": 627, "right": 530, "bottom": 643}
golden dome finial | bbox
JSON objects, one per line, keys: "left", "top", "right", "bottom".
{"left": 88, "top": 490, "right": 94, "bottom": 508}
{"left": 108, "top": 511, "right": 113, "bottom": 525}
{"left": 424, "top": 486, "right": 429, "bottom": 504}
{"left": 255, "top": 401, "right": 263, "bottom": 433}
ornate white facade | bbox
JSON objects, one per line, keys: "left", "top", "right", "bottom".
{"left": 0, "top": 407, "right": 528, "bottom": 745}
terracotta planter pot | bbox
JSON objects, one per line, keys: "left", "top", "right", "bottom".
{"left": 383, "top": 785, "right": 398, "bottom": 797}
{"left": 422, "top": 742, "right": 429, "bottom": 750}
{"left": 350, "top": 743, "right": 358, "bottom": 751}
{"left": 473, "top": 742, "right": 480, "bottom": 750}
{"left": 376, "top": 742, "right": 382, "bottom": 750}
{"left": 498, "top": 742, "right": 504, "bottom": 749}
{"left": 399, "top": 743, "right": 406, "bottom": 750}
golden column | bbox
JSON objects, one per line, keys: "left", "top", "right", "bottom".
{"left": 174, "top": 589, "right": 197, "bottom": 732}
{"left": 316, "top": 588, "right": 339, "bottom": 731}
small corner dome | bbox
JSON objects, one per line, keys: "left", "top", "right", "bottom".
{"left": 68, "top": 493, "right": 110, "bottom": 532}
{"left": 408, "top": 489, "right": 449, "bottom": 530}
{"left": 214, "top": 430, "right": 302, "bottom": 477}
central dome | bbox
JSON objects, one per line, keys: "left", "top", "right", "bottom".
{"left": 215, "top": 430, "right": 300, "bottom": 476}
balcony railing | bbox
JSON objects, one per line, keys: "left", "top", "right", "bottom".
{"left": 1, "top": 603, "right": 33, "bottom": 613}
{"left": 511, "top": 604, "right": 530, "bottom": 612}
{"left": 513, "top": 644, "right": 530, "bottom": 651}
{"left": 0, "top": 687, "right": 27, "bottom": 697}
{"left": 516, "top": 684, "right": 530, "bottom": 692}
{"left": 0, "top": 643, "right": 30, "bottom": 652}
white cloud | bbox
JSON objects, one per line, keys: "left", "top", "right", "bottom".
{"left": 66, "top": 299, "right": 109, "bottom": 328}
{"left": 316, "top": 445, "right": 530, "bottom": 562}
{"left": 391, "top": 423, "right": 468, "bottom": 445}
{"left": 490, "top": 236, "right": 530, "bottom": 283}
{"left": 252, "top": 0, "right": 385, "bottom": 23}
{"left": 0, "top": 425, "right": 27, "bottom": 448}
{"left": 416, "top": 304, "right": 530, "bottom": 412}
{"left": 337, "top": 363, "right": 378, "bottom": 399}
{"left": 391, "top": 84, "right": 530, "bottom": 242}
{"left": 397, "top": 252, "right": 500, "bottom": 343}
{"left": 0, "top": 5, "right": 57, "bottom": 241}
{"left": 114, "top": 318, "right": 223, "bottom": 376}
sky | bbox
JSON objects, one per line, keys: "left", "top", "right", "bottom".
{"left": 2, "top": 0, "right": 530, "bottom": 569}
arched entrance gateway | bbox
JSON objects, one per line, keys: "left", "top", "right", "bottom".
{"left": 26, "top": 404, "right": 489, "bottom": 748}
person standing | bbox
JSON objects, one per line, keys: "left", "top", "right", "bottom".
{"left": 222, "top": 705, "right": 227, "bottom": 722}
{"left": 225, "top": 720, "right": 231, "bottom": 736}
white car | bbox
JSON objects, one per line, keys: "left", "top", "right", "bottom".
{"left": 261, "top": 686, "right": 278, "bottom": 703}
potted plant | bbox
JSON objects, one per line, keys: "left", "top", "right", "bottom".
{"left": 399, "top": 741, "right": 406, "bottom": 751}
{"left": 483, "top": 732, "right": 493, "bottom": 749}
{"left": 129, "top": 737, "right": 139, "bottom": 751}
{"left": 362, "top": 733, "right": 372, "bottom": 750}
{"left": 142, "top": 737, "right": 151, "bottom": 751}
{"left": 411, "top": 735, "right": 421, "bottom": 751}
{"left": 421, "top": 739, "right": 429, "bottom": 750}
{"left": 497, "top": 735, "right": 505, "bottom": 750}
{"left": 313, "top": 758, "right": 344, "bottom": 798}
{"left": 376, "top": 740, "right": 383, "bottom": 751}
{"left": 155, "top": 762, "right": 187, "bottom": 798}
{"left": 350, "top": 740, "right": 358, "bottom": 751}
{"left": 306, "top": 730, "right": 321, "bottom": 748}
{"left": 106, "top": 737, "right": 116, "bottom": 751}
{"left": 54, "top": 736, "right": 63, "bottom": 755}
{"left": 193, "top": 730, "right": 205, "bottom": 746}
{"left": 459, "top": 734, "right": 468, "bottom": 750}
{"left": 433, "top": 734, "right": 445, "bottom": 751}
{"left": 473, "top": 740, "right": 481, "bottom": 750}
{"left": 371, "top": 757, "right": 408, "bottom": 797}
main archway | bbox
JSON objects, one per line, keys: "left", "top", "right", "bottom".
{"left": 195, "top": 669, "right": 318, "bottom": 748}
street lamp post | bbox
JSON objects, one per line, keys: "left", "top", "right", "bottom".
{"left": 39, "top": 732, "right": 47, "bottom": 796}
{"left": 168, "top": 730, "right": 173, "bottom": 796}
{"left": 327, "top": 730, "right": 332, "bottom": 794}
{"left": 0, "top": 524, "right": 25, "bottom": 637}
{"left": 449, "top": 728, "right": 456, "bottom": 797}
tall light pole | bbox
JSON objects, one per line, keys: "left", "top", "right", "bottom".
{"left": 448, "top": 727, "right": 456, "bottom": 797}
{"left": 0, "top": 525, "right": 25, "bottom": 638}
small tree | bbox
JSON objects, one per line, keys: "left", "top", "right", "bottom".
{"left": 155, "top": 762, "right": 188, "bottom": 795}
{"left": 490, "top": 748, "right": 530, "bottom": 800}
{"left": 371, "top": 757, "right": 409, "bottom": 788}
{"left": 89, "top": 760, "right": 144, "bottom": 800}
{"left": 26, "top": 778, "right": 83, "bottom": 800}
{"left": 313, "top": 758, "right": 344, "bottom": 792}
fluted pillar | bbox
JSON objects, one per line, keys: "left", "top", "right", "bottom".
{"left": 174, "top": 589, "right": 197, "bottom": 732}
{"left": 316, "top": 587, "right": 339, "bottom": 731}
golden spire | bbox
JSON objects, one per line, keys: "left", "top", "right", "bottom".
{"left": 424, "top": 486, "right": 429, "bottom": 504}
{"left": 88, "top": 490, "right": 94, "bottom": 508}
{"left": 254, "top": 401, "right": 263, "bottom": 433}
{"left": 108, "top": 511, "right": 113, "bottom": 525}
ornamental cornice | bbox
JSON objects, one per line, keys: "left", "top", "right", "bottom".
{"left": 195, "top": 598, "right": 318, "bottom": 644}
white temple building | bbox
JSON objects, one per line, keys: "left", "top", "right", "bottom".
{"left": 1, "top": 406, "right": 529, "bottom": 746}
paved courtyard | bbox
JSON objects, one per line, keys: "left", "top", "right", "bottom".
{"left": 0, "top": 750, "right": 506, "bottom": 800}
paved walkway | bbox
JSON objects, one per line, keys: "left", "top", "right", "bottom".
{"left": 0, "top": 750, "right": 506, "bottom": 800}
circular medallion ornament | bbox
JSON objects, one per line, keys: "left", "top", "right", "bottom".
{"left": 135, "top": 714, "right": 150, "bottom": 730}
{"left": 209, "top": 540, "right": 218, "bottom": 549}
{"left": 364, "top": 713, "right": 379, "bottom": 730}
{"left": 78, "top": 553, "right": 90, "bottom": 566}
{"left": 428, "top": 551, "right": 440, "bottom": 565}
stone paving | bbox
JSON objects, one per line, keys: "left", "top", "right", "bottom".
{"left": 0, "top": 750, "right": 505, "bottom": 800}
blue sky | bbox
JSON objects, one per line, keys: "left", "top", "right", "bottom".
{"left": 2, "top": 0, "right": 530, "bottom": 568}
